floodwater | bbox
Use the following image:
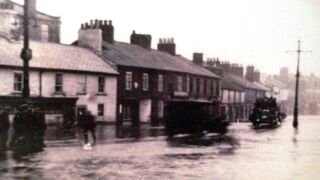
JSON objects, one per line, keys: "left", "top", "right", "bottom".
{"left": 0, "top": 116, "right": 320, "bottom": 180}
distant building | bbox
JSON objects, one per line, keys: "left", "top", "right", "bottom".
{"left": 75, "top": 20, "right": 221, "bottom": 126}
{"left": 0, "top": 37, "right": 118, "bottom": 125}
{"left": 263, "top": 77, "right": 289, "bottom": 113}
{"left": 205, "top": 60, "right": 269, "bottom": 121}
{"left": 279, "top": 67, "right": 289, "bottom": 84}
{"left": 0, "top": 0, "right": 60, "bottom": 42}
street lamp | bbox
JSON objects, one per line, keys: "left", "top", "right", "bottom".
{"left": 286, "top": 39, "right": 311, "bottom": 128}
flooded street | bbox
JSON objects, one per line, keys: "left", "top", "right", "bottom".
{"left": 1, "top": 116, "right": 320, "bottom": 180}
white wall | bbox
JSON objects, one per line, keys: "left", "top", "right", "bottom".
{"left": 0, "top": 68, "right": 117, "bottom": 122}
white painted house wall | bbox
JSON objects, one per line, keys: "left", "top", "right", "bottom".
{"left": 0, "top": 68, "right": 117, "bottom": 122}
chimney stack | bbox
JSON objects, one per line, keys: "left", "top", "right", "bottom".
{"left": 157, "top": 38, "right": 176, "bottom": 55}
{"left": 130, "top": 31, "right": 152, "bottom": 50}
{"left": 78, "top": 19, "right": 114, "bottom": 52}
{"left": 253, "top": 70, "right": 261, "bottom": 82}
{"left": 245, "top": 65, "right": 255, "bottom": 82}
{"left": 193, "top": 53, "right": 204, "bottom": 66}
{"left": 29, "top": 0, "right": 37, "bottom": 17}
{"left": 78, "top": 22, "right": 103, "bottom": 53}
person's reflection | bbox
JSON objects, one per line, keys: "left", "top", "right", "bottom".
{"left": 0, "top": 108, "right": 10, "bottom": 152}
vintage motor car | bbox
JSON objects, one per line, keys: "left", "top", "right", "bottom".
{"left": 249, "top": 97, "right": 285, "bottom": 128}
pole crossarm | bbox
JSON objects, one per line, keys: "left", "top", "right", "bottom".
{"left": 286, "top": 39, "right": 312, "bottom": 129}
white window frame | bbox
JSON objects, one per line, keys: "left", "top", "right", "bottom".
{"left": 158, "top": 74, "right": 163, "bottom": 92}
{"left": 199, "top": 78, "right": 204, "bottom": 94}
{"left": 126, "top": 72, "right": 133, "bottom": 90}
{"left": 177, "top": 76, "right": 183, "bottom": 92}
{"left": 142, "top": 73, "right": 149, "bottom": 91}
{"left": 77, "top": 74, "right": 87, "bottom": 94}
{"left": 186, "top": 75, "right": 190, "bottom": 92}
{"left": 41, "top": 24, "right": 49, "bottom": 42}
{"left": 55, "top": 73, "right": 63, "bottom": 93}
{"left": 13, "top": 72, "right": 23, "bottom": 92}
{"left": 98, "top": 76, "right": 105, "bottom": 93}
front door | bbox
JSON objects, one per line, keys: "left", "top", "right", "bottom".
{"left": 122, "top": 102, "right": 139, "bottom": 127}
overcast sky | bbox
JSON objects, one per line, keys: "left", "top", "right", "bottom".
{"left": 13, "top": 0, "right": 320, "bottom": 76}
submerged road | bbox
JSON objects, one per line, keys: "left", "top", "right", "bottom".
{"left": 0, "top": 116, "right": 320, "bottom": 179}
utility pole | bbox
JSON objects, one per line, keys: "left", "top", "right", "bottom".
{"left": 21, "top": 0, "right": 32, "bottom": 99}
{"left": 286, "top": 39, "right": 311, "bottom": 128}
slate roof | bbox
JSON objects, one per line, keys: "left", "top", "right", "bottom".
{"left": 0, "top": 38, "right": 118, "bottom": 75}
{"left": 265, "top": 78, "right": 287, "bottom": 88}
{"left": 221, "top": 75, "right": 244, "bottom": 91}
{"left": 102, "top": 41, "right": 220, "bottom": 78}
{"left": 224, "top": 73, "right": 268, "bottom": 91}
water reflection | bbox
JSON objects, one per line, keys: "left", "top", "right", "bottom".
{"left": 167, "top": 134, "right": 239, "bottom": 149}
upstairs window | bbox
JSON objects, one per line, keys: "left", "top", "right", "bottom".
{"left": 41, "top": 24, "right": 49, "bottom": 42}
{"left": 143, "top": 73, "right": 149, "bottom": 91}
{"left": 212, "top": 80, "right": 217, "bottom": 96}
{"left": 206, "top": 79, "right": 211, "bottom": 95}
{"left": 126, "top": 72, "right": 132, "bottom": 90}
{"left": 199, "top": 78, "right": 204, "bottom": 94}
{"left": 177, "top": 76, "right": 183, "bottom": 92}
{"left": 98, "top": 76, "right": 105, "bottom": 93}
{"left": 14, "top": 72, "right": 23, "bottom": 92}
{"left": 192, "top": 77, "right": 197, "bottom": 93}
{"left": 186, "top": 75, "right": 190, "bottom": 92}
{"left": 55, "top": 73, "right": 63, "bottom": 93}
{"left": 77, "top": 75, "right": 87, "bottom": 94}
{"left": 158, "top": 74, "right": 163, "bottom": 92}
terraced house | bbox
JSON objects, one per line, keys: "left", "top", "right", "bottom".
{"left": 75, "top": 20, "right": 221, "bottom": 126}
{"left": 0, "top": 38, "right": 118, "bottom": 126}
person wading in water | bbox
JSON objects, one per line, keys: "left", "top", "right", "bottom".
{"left": 78, "top": 109, "right": 97, "bottom": 147}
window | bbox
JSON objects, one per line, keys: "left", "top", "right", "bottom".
{"left": 126, "top": 72, "right": 132, "bottom": 90}
{"left": 77, "top": 75, "right": 87, "bottom": 94}
{"left": 186, "top": 75, "right": 190, "bottom": 92}
{"left": 177, "top": 76, "right": 183, "bottom": 92}
{"left": 158, "top": 74, "right": 163, "bottom": 92}
{"left": 55, "top": 73, "right": 63, "bottom": 92}
{"left": 98, "top": 76, "right": 105, "bottom": 93}
{"left": 14, "top": 72, "right": 23, "bottom": 92}
{"left": 41, "top": 24, "right": 49, "bottom": 42}
{"left": 212, "top": 80, "right": 217, "bottom": 96}
{"left": 199, "top": 78, "right": 204, "bottom": 94}
{"left": 143, "top": 73, "right": 149, "bottom": 91}
{"left": 192, "top": 77, "right": 197, "bottom": 93}
{"left": 98, "top": 104, "right": 104, "bottom": 116}
{"left": 158, "top": 101, "right": 164, "bottom": 118}
{"left": 206, "top": 79, "right": 211, "bottom": 95}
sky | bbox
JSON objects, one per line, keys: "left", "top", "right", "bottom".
{"left": 13, "top": 0, "right": 320, "bottom": 76}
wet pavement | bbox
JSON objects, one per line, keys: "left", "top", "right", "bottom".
{"left": 1, "top": 116, "right": 320, "bottom": 179}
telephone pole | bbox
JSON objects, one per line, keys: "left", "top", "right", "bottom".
{"left": 21, "top": 0, "right": 32, "bottom": 98}
{"left": 286, "top": 39, "right": 311, "bottom": 128}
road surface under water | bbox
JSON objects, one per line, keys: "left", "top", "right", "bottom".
{"left": 0, "top": 116, "right": 320, "bottom": 179}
